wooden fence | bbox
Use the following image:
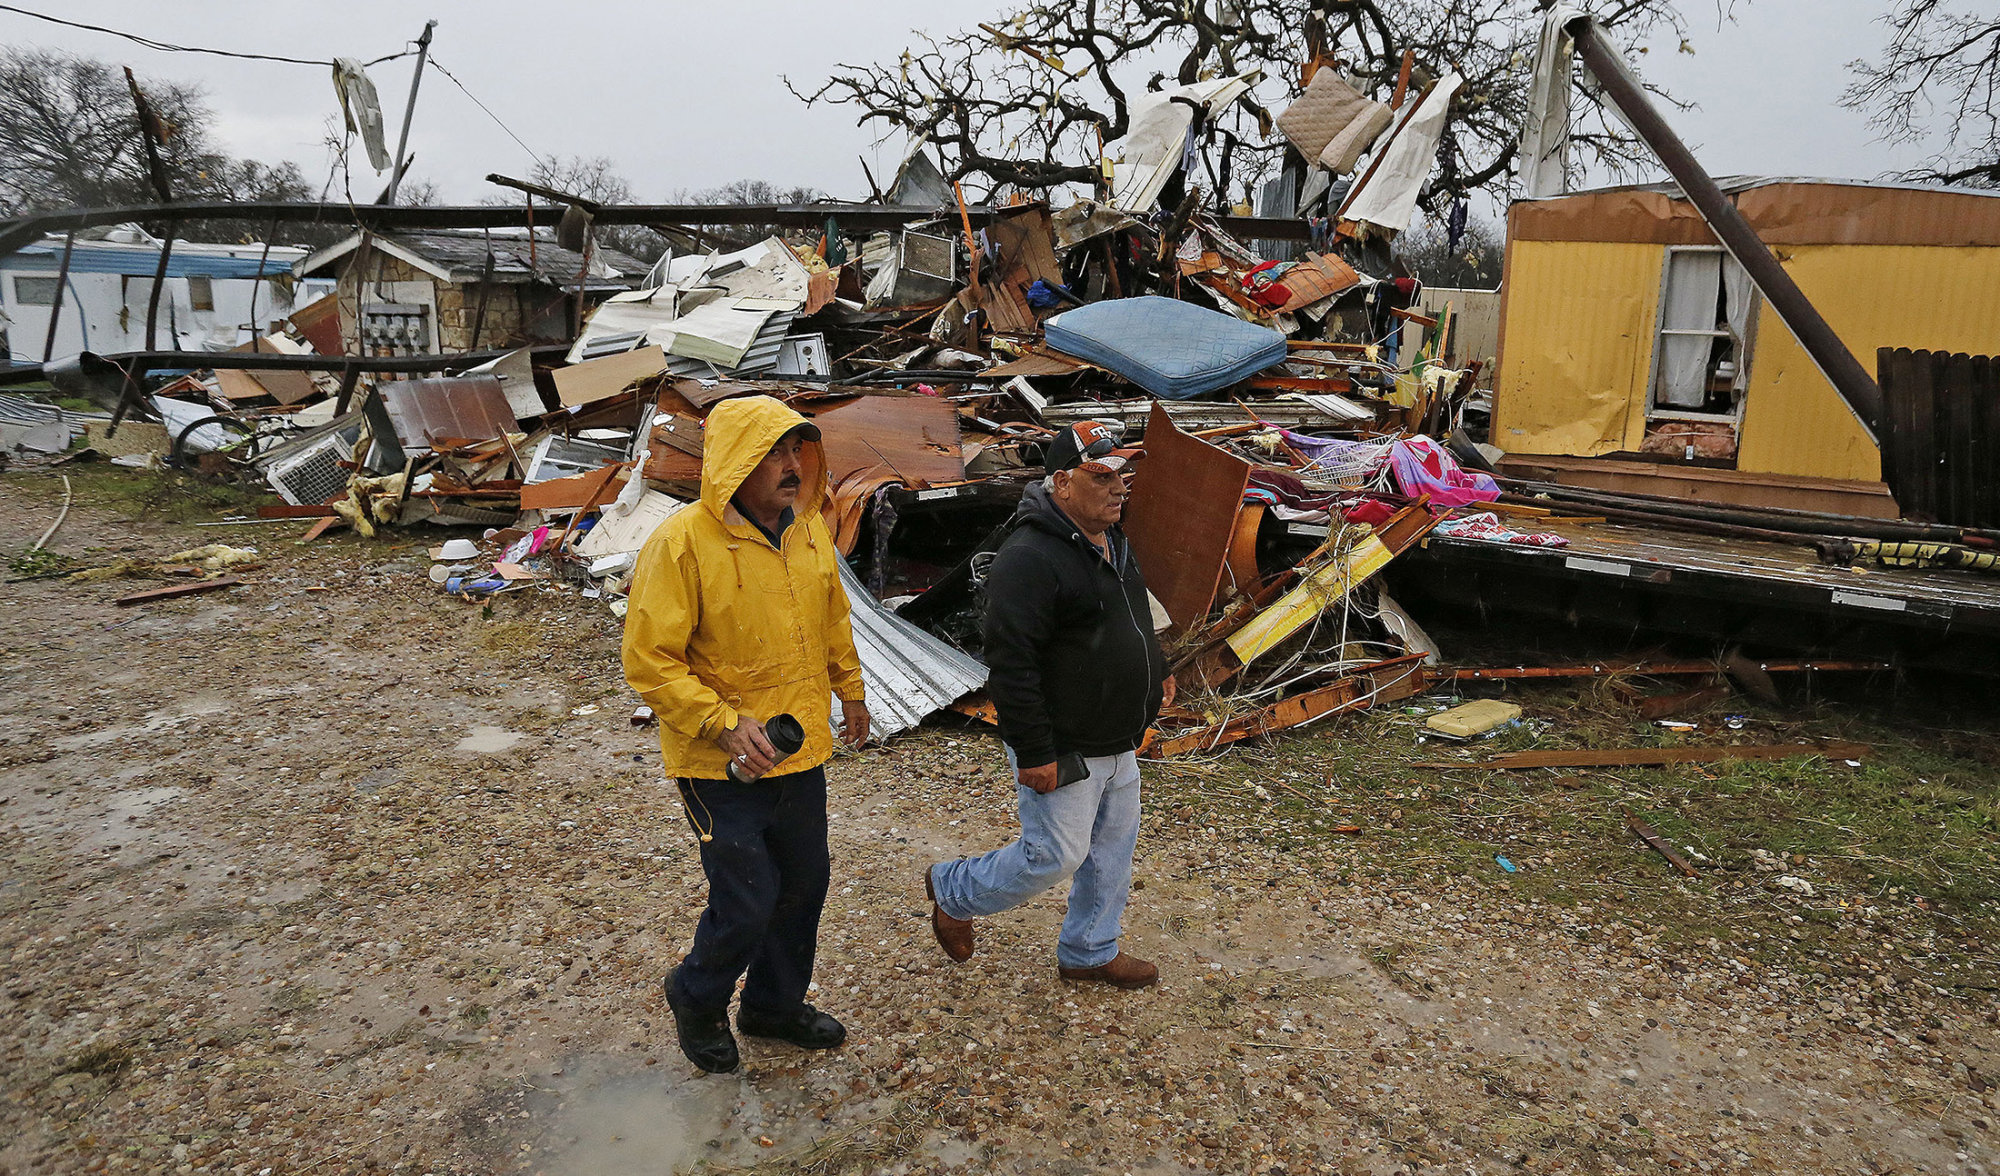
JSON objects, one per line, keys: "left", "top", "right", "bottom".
{"left": 1876, "top": 347, "right": 1999, "bottom": 527}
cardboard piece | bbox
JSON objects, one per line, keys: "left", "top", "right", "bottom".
{"left": 1425, "top": 699, "right": 1522, "bottom": 738}
{"left": 553, "top": 346, "right": 667, "bottom": 408}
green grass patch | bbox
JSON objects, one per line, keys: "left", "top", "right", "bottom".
{"left": 60, "top": 464, "right": 277, "bottom": 524}
{"left": 1145, "top": 679, "right": 2000, "bottom": 976}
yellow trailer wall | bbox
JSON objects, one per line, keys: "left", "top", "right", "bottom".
{"left": 1497, "top": 237, "right": 2000, "bottom": 483}
{"left": 1736, "top": 244, "right": 2000, "bottom": 481}
{"left": 1491, "top": 239, "right": 1660, "bottom": 457}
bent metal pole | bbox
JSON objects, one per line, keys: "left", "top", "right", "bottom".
{"left": 1566, "top": 15, "right": 1884, "bottom": 439}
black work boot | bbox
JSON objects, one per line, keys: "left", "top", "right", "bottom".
{"left": 737, "top": 1003, "right": 846, "bottom": 1050}
{"left": 663, "top": 974, "right": 738, "bottom": 1073}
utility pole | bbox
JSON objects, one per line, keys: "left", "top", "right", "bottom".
{"left": 385, "top": 20, "right": 437, "bottom": 204}
{"left": 351, "top": 18, "right": 437, "bottom": 357}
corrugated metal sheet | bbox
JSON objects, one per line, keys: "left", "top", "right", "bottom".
{"left": 1737, "top": 244, "right": 2000, "bottom": 481}
{"left": 836, "top": 559, "right": 986, "bottom": 741}
{"left": 1492, "top": 240, "right": 1661, "bottom": 456}
{"left": 3, "top": 243, "right": 304, "bottom": 279}
{"left": 663, "top": 311, "right": 797, "bottom": 378}
{"left": 0, "top": 393, "right": 105, "bottom": 427}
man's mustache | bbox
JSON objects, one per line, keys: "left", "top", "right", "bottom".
{"left": 778, "top": 473, "right": 803, "bottom": 488}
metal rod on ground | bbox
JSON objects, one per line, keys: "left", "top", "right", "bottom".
{"left": 40, "top": 229, "right": 74, "bottom": 364}
{"left": 1568, "top": 15, "right": 1884, "bottom": 437}
{"left": 32, "top": 475, "right": 72, "bottom": 551}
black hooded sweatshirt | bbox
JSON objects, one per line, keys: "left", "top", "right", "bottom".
{"left": 982, "top": 482, "right": 1168, "bottom": 768}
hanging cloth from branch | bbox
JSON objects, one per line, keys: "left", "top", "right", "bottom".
{"left": 1518, "top": 5, "right": 1587, "bottom": 199}
{"left": 1337, "top": 72, "right": 1464, "bottom": 235}
{"left": 332, "top": 57, "right": 391, "bottom": 173}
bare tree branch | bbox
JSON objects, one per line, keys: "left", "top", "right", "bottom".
{"left": 789, "top": 0, "right": 1699, "bottom": 210}
{"left": 1844, "top": 0, "right": 2000, "bottom": 187}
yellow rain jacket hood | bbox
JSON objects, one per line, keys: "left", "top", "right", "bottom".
{"left": 622, "top": 395, "right": 864, "bottom": 779}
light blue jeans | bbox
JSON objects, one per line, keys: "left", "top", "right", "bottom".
{"left": 929, "top": 751, "right": 1142, "bottom": 969}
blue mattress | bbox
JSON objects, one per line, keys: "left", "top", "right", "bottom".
{"left": 1043, "top": 296, "right": 1288, "bottom": 400}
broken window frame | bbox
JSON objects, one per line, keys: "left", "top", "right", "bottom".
{"left": 12, "top": 275, "right": 59, "bottom": 306}
{"left": 1645, "top": 245, "right": 1756, "bottom": 423}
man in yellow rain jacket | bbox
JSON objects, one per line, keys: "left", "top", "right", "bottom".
{"left": 623, "top": 394, "right": 868, "bottom": 1073}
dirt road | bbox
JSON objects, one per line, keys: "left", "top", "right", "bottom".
{"left": 2, "top": 472, "right": 1996, "bottom": 1175}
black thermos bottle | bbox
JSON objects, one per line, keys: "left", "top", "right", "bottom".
{"left": 728, "top": 713, "right": 805, "bottom": 782}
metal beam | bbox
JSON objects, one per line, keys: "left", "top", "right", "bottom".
{"left": 0, "top": 345, "right": 554, "bottom": 388}
{"left": 0, "top": 201, "right": 1315, "bottom": 260}
{"left": 1567, "top": 16, "right": 1884, "bottom": 437}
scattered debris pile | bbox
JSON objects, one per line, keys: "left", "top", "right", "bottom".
{"left": 8, "top": 31, "right": 1999, "bottom": 750}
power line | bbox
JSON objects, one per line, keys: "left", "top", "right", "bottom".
{"left": 0, "top": 3, "right": 411, "bottom": 68}
{"left": 426, "top": 56, "right": 546, "bottom": 168}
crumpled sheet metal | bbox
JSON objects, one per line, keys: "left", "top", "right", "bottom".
{"left": 837, "top": 559, "right": 987, "bottom": 742}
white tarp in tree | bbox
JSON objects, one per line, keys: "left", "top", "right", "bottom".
{"left": 1337, "top": 72, "right": 1465, "bottom": 234}
{"left": 1106, "top": 74, "right": 1257, "bottom": 213}
{"left": 1518, "top": 5, "right": 1588, "bottom": 199}
{"left": 331, "top": 59, "right": 390, "bottom": 173}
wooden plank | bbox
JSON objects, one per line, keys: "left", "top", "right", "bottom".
{"left": 1944, "top": 351, "right": 1979, "bottom": 526}
{"left": 256, "top": 504, "right": 338, "bottom": 519}
{"left": 1909, "top": 346, "right": 1940, "bottom": 521}
{"left": 115, "top": 576, "right": 246, "bottom": 607}
{"left": 1876, "top": 347, "right": 1914, "bottom": 517}
{"left": 519, "top": 463, "right": 625, "bottom": 511}
{"left": 1979, "top": 353, "right": 2000, "bottom": 530}
{"left": 1123, "top": 402, "right": 1253, "bottom": 632}
{"left": 1416, "top": 740, "right": 1870, "bottom": 771}
{"left": 1626, "top": 810, "right": 1699, "bottom": 877}
{"left": 1502, "top": 518, "right": 2000, "bottom": 610}
{"left": 1493, "top": 454, "right": 1901, "bottom": 518}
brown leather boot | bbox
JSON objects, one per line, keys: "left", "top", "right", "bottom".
{"left": 925, "top": 866, "right": 974, "bottom": 962}
{"left": 1058, "top": 951, "right": 1158, "bottom": 990}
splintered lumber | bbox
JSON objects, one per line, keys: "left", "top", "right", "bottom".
{"left": 1415, "top": 740, "right": 1870, "bottom": 771}
{"left": 114, "top": 576, "right": 246, "bottom": 607}
{"left": 1192, "top": 503, "right": 1438, "bottom": 690}
{"left": 1150, "top": 655, "right": 1428, "bottom": 757}
{"left": 1624, "top": 809, "right": 1699, "bottom": 877}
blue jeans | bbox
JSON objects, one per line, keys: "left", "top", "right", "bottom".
{"left": 929, "top": 751, "right": 1142, "bottom": 969}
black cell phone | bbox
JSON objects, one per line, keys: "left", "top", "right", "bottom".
{"left": 1055, "top": 752, "right": 1091, "bottom": 788}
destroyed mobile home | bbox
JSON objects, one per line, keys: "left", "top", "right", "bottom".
{"left": 5, "top": 10, "right": 1999, "bottom": 763}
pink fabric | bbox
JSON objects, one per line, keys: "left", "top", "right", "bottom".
{"left": 1387, "top": 435, "right": 1499, "bottom": 509}
{"left": 1434, "top": 511, "right": 1568, "bottom": 548}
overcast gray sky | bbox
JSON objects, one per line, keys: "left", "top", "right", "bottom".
{"left": 4, "top": 0, "right": 1937, "bottom": 209}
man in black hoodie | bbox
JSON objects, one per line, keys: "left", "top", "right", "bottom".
{"left": 922, "top": 421, "right": 1173, "bottom": 989}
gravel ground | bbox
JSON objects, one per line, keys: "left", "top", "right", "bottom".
{"left": 2, "top": 468, "right": 1996, "bottom": 1176}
